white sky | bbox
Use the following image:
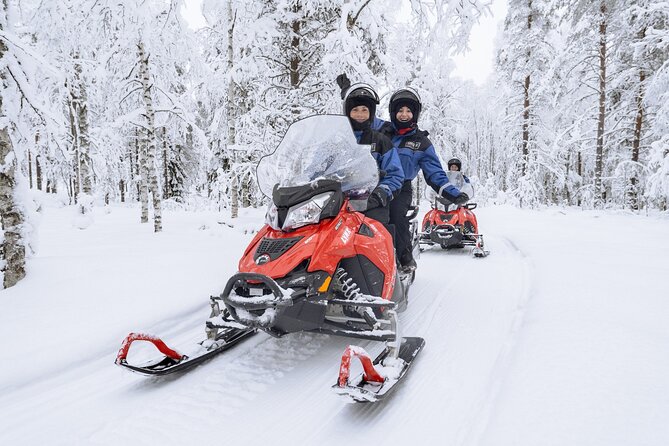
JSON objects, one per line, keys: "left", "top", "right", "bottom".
{"left": 181, "top": 0, "right": 206, "bottom": 29}
{"left": 451, "top": 0, "right": 509, "bottom": 85}
{"left": 180, "top": 0, "right": 509, "bottom": 86}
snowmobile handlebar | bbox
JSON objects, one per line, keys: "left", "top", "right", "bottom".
{"left": 406, "top": 206, "right": 419, "bottom": 220}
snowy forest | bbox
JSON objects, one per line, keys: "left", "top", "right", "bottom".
{"left": 0, "top": 0, "right": 668, "bottom": 289}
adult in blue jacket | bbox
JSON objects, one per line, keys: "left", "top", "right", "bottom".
{"left": 341, "top": 83, "right": 404, "bottom": 226}
{"left": 379, "top": 88, "right": 469, "bottom": 270}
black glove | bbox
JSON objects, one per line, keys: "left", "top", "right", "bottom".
{"left": 366, "top": 187, "right": 389, "bottom": 210}
{"left": 453, "top": 192, "right": 469, "bottom": 205}
{"left": 336, "top": 73, "right": 351, "bottom": 99}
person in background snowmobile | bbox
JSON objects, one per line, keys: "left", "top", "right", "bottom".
{"left": 448, "top": 158, "right": 462, "bottom": 172}
{"left": 447, "top": 158, "right": 471, "bottom": 185}
{"left": 379, "top": 88, "right": 469, "bottom": 271}
{"left": 442, "top": 157, "right": 474, "bottom": 206}
{"left": 342, "top": 83, "right": 404, "bottom": 227}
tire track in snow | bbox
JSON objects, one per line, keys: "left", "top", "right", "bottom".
{"left": 87, "top": 332, "right": 331, "bottom": 445}
{"left": 454, "top": 236, "right": 534, "bottom": 446}
{"left": 0, "top": 301, "right": 211, "bottom": 396}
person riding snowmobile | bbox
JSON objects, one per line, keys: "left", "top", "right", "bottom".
{"left": 435, "top": 158, "right": 474, "bottom": 207}
{"left": 380, "top": 88, "right": 468, "bottom": 271}
{"left": 342, "top": 83, "right": 404, "bottom": 225}
{"left": 336, "top": 75, "right": 467, "bottom": 270}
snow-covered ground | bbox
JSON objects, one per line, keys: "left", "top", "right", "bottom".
{"left": 1, "top": 198, "right": 668, "bottom": 446}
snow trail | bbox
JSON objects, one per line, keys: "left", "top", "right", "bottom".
{"left": 3, "top": 204, "right": 668, "bottom": 445}
{"left": 454, "top": 236, "right": 534, "bottom": 445}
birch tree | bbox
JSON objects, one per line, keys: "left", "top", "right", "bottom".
{"left": 0, "top": 0, "right": 63, "bottom": 287}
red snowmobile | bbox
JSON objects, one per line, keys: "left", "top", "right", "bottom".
{"left": 419, "top": 172, "right": 489, "bottom": 258}
{"left": 116, "top": 115, "right": 424, "bottom": 403}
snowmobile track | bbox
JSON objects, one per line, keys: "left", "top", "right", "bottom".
{"left": 454, "top": 236, "right": 534, "bottom": 445}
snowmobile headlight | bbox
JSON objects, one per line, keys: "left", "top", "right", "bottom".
{"left": 282, "top": 192, "right": 334, "bottom": 231}
{"left": 265, "top": 202, "right": 280, "bottom": 230}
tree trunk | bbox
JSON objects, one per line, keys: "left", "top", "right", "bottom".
{"left": 0, "top": 126, "right": 25, "bottom": 288}
{"left": 242, "top": 175, "right": 250, "bottom": 208}
{"left": 127, "top": 137, "right": 134, "bottom": 201}
{"left": 35, "top": 154, "right": 42, "bottom": 190}
{"left": 629, "top": 25, "right": 646, "bottom": 211}
{"left": 72, "top": 56, "right": 92, "bottom": 195}
{"left": 227, "top": 0, "right": 239, "bottom": 218}
{"left": 27, "top": 149, "right": 33, "bottom": 189}
{"left": 521, "top": 1, "right": 532, "bottom": 177}
{"left": 0, "top": 33, "right": 26, "bottom": 288}
{"left": 162, "top": 127, "right": 169, "bottom": 199}
{"left": 120, "top": 179, "right": 125, "bottom": 203}
{"left": 594, "top": 1, "right": 607, "bottom": 208}
{"left": 230, "top": 173, "right": 239, "bottom": 218}
{"left": 137, "top": 41, "right": 162, "bottom": 232}
{"left": 290, "top": 13, "right": 300, "bottom": 89}
{"left": 289, "top": 3, "right": 301, "bottom": 118}
{"left": 29, "top": 130, "right": 37, "bottom": 189}
{"left": 67, "top": 82, "right": 79, "bottom": 201}
{"left": 138, "top": 128, "right": 149, "bottom": 222}
{"left": 522, "top": 74, "right": 530, "bottom": 176}
{"left": 134, "top": 128, "right": 142, "bottom": 203}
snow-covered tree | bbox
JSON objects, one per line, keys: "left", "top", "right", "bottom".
{"left": 0, "top": 0, "right": 64, "bottom": 287}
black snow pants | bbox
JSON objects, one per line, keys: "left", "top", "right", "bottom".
{"left": 364, "top": 203, "right": 396, "bottom": 245}
{"left": 389, "top": 180, "right": 413, "bottom": 265}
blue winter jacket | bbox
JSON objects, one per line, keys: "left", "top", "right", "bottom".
{"left": 353, "top": 128, "right": 404, "bottom": 199}
{"left": 376, "top": 120, "right": 461, "bottom": 199}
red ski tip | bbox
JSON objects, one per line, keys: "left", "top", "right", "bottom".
{"left": 337, "top": 345, "right": 385, "bottom": 387}
{"left": 115, "top": 332, "right": 185, "bottom": 364}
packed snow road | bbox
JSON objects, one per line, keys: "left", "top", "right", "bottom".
{"left": 1, "top": 203, "right": 668, "bottom": 445}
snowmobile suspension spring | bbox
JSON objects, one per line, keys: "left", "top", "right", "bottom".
{"left": 334, "top": 268, "right": 362, "bottom": 300}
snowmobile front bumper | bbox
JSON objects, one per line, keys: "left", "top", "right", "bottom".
{"left": 219, "top": 272, "right": 399, "bottom": 341}
{"left": 420, "top": 224, "right": 463, "bottom": 247}
{"left": 219, "top": 272, "right": 301, "bottom": 337}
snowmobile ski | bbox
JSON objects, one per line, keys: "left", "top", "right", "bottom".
{"left": 332, "top": 336, "right": 425, "bottom": 403}
{"left": 115, "top": 327, "right": 256, "bottom": 376}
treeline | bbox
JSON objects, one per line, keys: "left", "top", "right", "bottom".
{"left": 482, "top": 0, "right": 669, "bottom": 210}
{"left": 0, "top": 0, "right": 484, "bottom": 288}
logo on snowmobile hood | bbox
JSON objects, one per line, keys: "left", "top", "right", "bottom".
{"left": 256, "top": 254, "right": 271, "bottom": 265}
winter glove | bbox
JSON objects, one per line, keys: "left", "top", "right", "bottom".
{"left": 336, "top": 73, "right": 351, "bottom": 99}
{"left": 366, "top": 186, "right": 389, "bottom": 210}
{"left": 453, "top": 192, "right": 469, "bottom": 205}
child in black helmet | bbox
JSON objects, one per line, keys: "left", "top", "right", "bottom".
{"left": 381, "top": 89, "right": 468, "bottom": 271}
{"left": 444, "top": 158, "right": 474, "bottom": 205}
{"left": 340, "top": 82, "right": 404, "bottom": 226}
{"left": 447, "top": 158, "right": 462, "bottom": 172}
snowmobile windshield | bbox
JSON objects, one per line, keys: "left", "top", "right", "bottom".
{"left": 257, "top": 115, "right": 378, "bottom": 198}
{"left": 446, "top": 171, "right": 475, "bottom": 198}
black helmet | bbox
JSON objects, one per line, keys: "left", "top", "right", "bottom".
{"left": 389, "top": 87, "right": 421, "bottom": 129}
{"left": 447, "top": 158, "right": 462, "bottom": 171}
{"left": 343, "top": 83, "right": 380, "bottom": 118}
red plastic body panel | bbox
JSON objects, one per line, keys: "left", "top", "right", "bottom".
{"left": 422, "top": 206, "right": 479, "bottom": 233}
{"left": 238, "top": 202, "right": 396, "bottom": 300}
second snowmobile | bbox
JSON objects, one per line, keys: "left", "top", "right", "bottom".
{"left": 116, "top": 115, "right": 424, "bottom": 402}
{"left": 419, "top": 171, "right": 489, "bottom": 257}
